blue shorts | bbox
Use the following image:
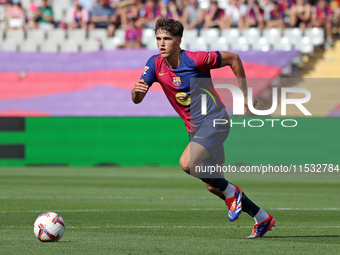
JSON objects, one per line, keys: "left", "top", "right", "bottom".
{"left": 190, "top": 117, "right": 230, "bottom": 165}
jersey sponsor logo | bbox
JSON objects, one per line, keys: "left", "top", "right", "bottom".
{"left": 143, "top": 66, "right": 149, "bottom": 75}
{"left": 175, "top": 92, "right": 191, "bottom": 106}
{"left": 159, "top": 72, "right": 168, "bottom": 76}
{"left": 194, "top": 135, "right": 204, "bottom": 138}
{"left": 173, "top": 76, "right": 181, "bottom": 86}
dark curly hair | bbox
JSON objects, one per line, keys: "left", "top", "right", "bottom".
{"left": 154, "top": 17, "right": 184, "bottom": 38}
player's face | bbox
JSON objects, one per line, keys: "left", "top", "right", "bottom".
{"left": 156, "top": 31, "right": 181, "bottom": 58}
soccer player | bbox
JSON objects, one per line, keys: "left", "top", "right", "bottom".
{"left": 131, "top": 17, "right": 275, "bottom": 238}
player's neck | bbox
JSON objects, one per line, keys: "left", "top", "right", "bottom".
{"left": 165, "top": 48, "right": 181, "bottom": 69}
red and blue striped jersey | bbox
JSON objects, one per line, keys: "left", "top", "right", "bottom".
{"left": 141, "top": 50, "right": 228, "bottom": 133}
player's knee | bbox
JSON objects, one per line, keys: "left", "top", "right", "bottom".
{"left": 206, "top": 183, "right": 216, "bottom": 192}
{"left": 179, "top": 156, "right": 190, "bottom": 174}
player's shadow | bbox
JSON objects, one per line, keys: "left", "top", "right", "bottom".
{"left": 263, "top": 235, "right": 340, "bottom": 239}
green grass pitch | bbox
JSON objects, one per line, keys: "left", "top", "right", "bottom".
{"left": 0, "top": 167, "right": 339, "bottom": 254}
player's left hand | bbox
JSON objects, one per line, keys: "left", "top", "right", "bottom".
{"left": 244, "top": 96, "right": 258, "bottom": 114}
{"left": 252, "top": 97, "right": 258, "bottom": 108}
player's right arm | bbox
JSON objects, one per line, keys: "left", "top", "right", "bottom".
{"left": 132, "top": 56, "right": 158, "bottom": 104}
{"left": 132, "top": 79, "right": 149, "bottom": 104}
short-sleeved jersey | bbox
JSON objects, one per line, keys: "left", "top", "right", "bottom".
{"left": 141, "top": 50, "right": 228, "bottom": 133}
{"left": 313, "top": 6, "right": 333, "bottom": 23}
{"left": 269, "top": 9, "right": 284, "bottom": 21}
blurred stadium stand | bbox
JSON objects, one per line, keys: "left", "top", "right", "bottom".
{"left": 0, "top": 27, "right": 325, "bottom": 54}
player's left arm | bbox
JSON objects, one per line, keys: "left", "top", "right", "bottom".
{"left": 219, "top": 51, "right": 258, "bottom": 112}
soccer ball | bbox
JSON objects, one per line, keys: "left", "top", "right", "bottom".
{"left": 33, "top": 212, "right": 65, "bottom": 242}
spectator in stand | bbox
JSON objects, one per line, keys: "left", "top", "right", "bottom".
{"left": 330, "top": 0, "right": 340, "bottom": 35}
{"left": 138, "top": 0, "right": 162, "bottom": 28}
{"left": 181, "top": 0, "right": 204, "bottom": 30}
{"left": 311, "top": 0, "right": 333, "bottom": 47}
{"left": 78, "top": 0, "right": 97, "bottom": 10}
{"left": 266, "top": 0, "right": 285, "bottom": 30}
{"left": 124, "top": 17, "right": 142, "bottom": 48}
{"left": 89, "top": 0, "right": 117, "bottom": 37}
{"left": 36, "top": 0, "right": 54, "bottom": 30}
{"left": 224, "top": 0, "right": 247, "bottom": 29}
{"left": 278, "top": 0, "right": 294, "bottom": 25}
{"left": 68, "top": 0, "right": 89, "bottom": 30}
{"left": 204, "top": 0, "right": 225, "bottom": 29}
{"left": 174, "top": 0, "right": 186, "bottom": 13}
{"left": 260, "top": 0, "right": 274, "bottom": 22}
{"left": 245, "top": 0, "right": 265, "bottom": 29}
{"left": 119, "top": 0, "right": 143, "bottom": 28}
{"left": 163, "top": 0, "right": 181, "bottom": 20}
{"left": 289, "top": 0, "right": 311, "bottom": 32}
{"left": 27, "top": 3, "right": 40, "bottom": 29}
{"left": 4, "top": 0, "right": 25, "bottom": 30}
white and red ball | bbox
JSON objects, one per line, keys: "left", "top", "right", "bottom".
{"left": 33, "top": 212, "right": 65, "bottom": 242}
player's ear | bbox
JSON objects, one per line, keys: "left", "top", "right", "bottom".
{"left": 177, "top": 37, "right": 182, "bottom": 46}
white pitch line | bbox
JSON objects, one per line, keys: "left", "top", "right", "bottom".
{"left": 1, "top": 225, "right": 340, "bottom": 230}
{"left": 270, "top": 208, "right": 340, "bottom": 211}
{"left": 0, "top": 208, "right": 224, "bottom": 214}
{"left": 0, "top": 208, "right": 340, "bottom": 214}
{"left": 0, "top": 196, "right": 212, "bottom": 200}
{"left": 0, "top": 196, "right": 141, "bottom": 200}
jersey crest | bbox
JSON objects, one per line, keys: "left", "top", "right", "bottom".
{"left": 173, "top": 76, "right": 181, "bottom": 86}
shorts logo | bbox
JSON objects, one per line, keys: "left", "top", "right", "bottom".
{"left": 143, "top": 66, "right": 149, "bottom": 75}
{"left": 175, "top": 92, "right": 191, "bottom": 106}
{"left": 200, "top": 88, "right": 217, "bottom": 106}
{"left": 173, "top": 76, "right": 181, "bottom": 87}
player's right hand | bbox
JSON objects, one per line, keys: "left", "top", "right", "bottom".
{"left": 134, "top": 79, "right": 149, "bottom": 93}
